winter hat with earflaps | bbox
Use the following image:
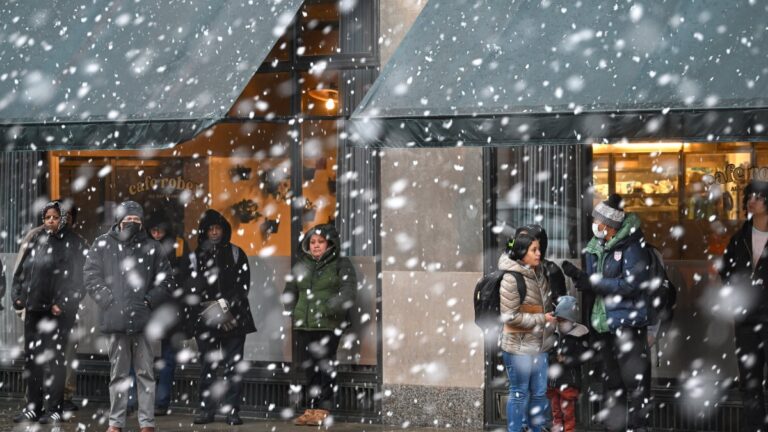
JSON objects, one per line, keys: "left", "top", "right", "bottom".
{"left": 592, "top": 193, "right": 625, "bottom": 230}
{"left": 554, "top": 295, "right": 589, "bottom": 337}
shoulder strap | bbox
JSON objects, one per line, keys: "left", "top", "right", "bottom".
{"left": 509, "top": 271, "right": 527, "bottom": 304}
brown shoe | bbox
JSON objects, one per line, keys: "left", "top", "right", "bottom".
{"left": 106, "top": 427, "right": 122, "bottom": 432}
{"left": 139, "top": 428, "right": 155, "bottom": 432}
{"left": 306, "top": 409, "right": 329, "bottom": 426}
{"left": 293, "top": 409, "right": 316, "bottom": 426}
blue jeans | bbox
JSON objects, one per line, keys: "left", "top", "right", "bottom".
{"left": 155, "top": 338, "right": 177, "bottom": 408}
{"left": 502, "top": 352, "right": 549, "bottom": 432}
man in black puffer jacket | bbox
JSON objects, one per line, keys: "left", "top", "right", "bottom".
{"left": 188, "top": 209, "right": 256, "bottom": 426}
{"left": 84, "top": 201, "right": 171, "bottom": 432}
{"left": 719, "top": 180, "right": 768, "bottom": 432}
{"left": 11, "top": 201, "right": 88, "bottom": 425}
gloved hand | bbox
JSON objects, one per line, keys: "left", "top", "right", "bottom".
{"left": 561, "top": 261, "right": 592, "bottom": 292}
{"left": 221, "top": 318, "right": 238, "bottom": 332}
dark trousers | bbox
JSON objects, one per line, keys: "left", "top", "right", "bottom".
{"left": 24, "top": 310, "right": 70, "bottom": 414}
{"left": 735, "top": 322, "right": 768, "bottom": 432}
{"left": 597, "top": 327, "right": 651, "bottom": 431}
{"left": 155, "top": 337, "right": 181, "bottom": 408}
{"left": 196, "top": 333, "right": 246, "bottom": 415}
{"left": 294, "top": 330, "right": 340, "bottom": 410}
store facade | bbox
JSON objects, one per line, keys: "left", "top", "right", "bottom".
{"left": 0, "top": 0, "right": 385, "bottom": 423}
{"left": 352, "top": 0, "right": 768, "bottom": 430}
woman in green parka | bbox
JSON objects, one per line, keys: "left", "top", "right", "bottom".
{"left": 283, "top": 224, "right": 356, "bottom": 426}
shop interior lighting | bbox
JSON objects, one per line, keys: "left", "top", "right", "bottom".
{"left": 593, "top": 142, "right": 688, "bottom": 154}
{"left": 308, "top": 87, "right": 339, "bottom": 112}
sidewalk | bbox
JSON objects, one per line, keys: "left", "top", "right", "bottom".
{"left": 0, "top": 403, "right": 486, "bottom": 432}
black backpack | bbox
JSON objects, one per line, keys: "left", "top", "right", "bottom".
{"left": 473, "top": 270, "right": 526, "bottom": 331}
{"left": 646, "top": 245, "right": 678, "bottom": 360}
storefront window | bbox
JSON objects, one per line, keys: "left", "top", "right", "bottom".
{"left": 301, "top": 71, "right": 341, "bottom": 116}
{"left": 495, "top": 144, "right": 585, "bottom": 260}
{"left": 298, "top": 1, "right": 340, "bottom": 56}
{"left": 301, "top": 120, "right": 338, "bottom": 230}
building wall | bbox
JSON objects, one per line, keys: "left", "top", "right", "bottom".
{"left": 379, "top": 0, "right": 428, "bottom": 67}
{"left": 379, "top": 147, "right": 485, "bottom": 428}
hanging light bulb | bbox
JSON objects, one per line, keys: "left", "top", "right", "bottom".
{"left": 325, "top": 97, "right": 336, "bottom": 111}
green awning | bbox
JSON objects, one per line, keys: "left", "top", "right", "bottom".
{"left": 0, "top": 0, "right": 302, "bottom": 151}
{"left": 351, "top": 0, "right": 768, "bottom": 147}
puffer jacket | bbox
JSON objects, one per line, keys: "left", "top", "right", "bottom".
{"left": 719, "top": 219, "right": 768, "bottom": 323}
{"left": 498, "top": 253, "right": 555, "bottom": 355}
{"left": 581, "top": 213, "right": 652, "bottom": 332}
{"left": 12, "top": 226, "right": 88, "bottom": 322}
{"left": 283, "top": 224, "right": 357, "bottom": 331}
{"left": 84, "top": 225, "right": 172, "bottom": 335}
{"left": 187, "top": 209, "right": 256, "bottom": 336}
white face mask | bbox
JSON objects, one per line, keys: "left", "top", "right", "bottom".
{"left": 592, "top": 222, "right": 607, "bottom": 239}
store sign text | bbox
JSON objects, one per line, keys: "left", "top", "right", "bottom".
{"left": 128, "top": 176, "right": 203, "bottom": 196}
{"left": 705, "top": 164, "right": 768, "bottom": 185}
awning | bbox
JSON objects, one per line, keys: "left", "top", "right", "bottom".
{"left": 0, "top": 0, "right": 302, "bottom": 151}
{"left": 350, "top": 0, "right": 768, "bottom": 147}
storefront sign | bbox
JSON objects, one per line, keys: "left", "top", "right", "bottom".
{"left": 705, "top": 164, "right": 768, "bottom": 184}
{"left": 128, "top": 176, "right": 203, "bottom": 196}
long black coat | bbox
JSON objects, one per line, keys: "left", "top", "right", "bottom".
{"left": 187, "top": 210, "right": 256, "bottom": 336}
{"left": 720, "top": 219, "right": 768, "bottom": 323}
{"left": 12, "top": 227, "right": 88, "bottom": 324}
{"left": 84, "top": 225, "right": 172, "bottom": 335}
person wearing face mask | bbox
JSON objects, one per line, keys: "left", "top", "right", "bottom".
{"left": 283, "top": 224, "right": 357, "bottom": 427}
{"left": 546, "top": 296, "right": 590, "bottom": 432}
{"left": 719, "top": 180, "right": 768, "bottom": 432}
{"left": 84, "top": 200, "right": 172, "bottom": 432}
{"left": 188, "top": 209, "right": 255, "bottom": 426}
{"left": 561, "top": 193, "right": 653, "bottom": 432}
{"left": 498, "top": 232, "right": 557, "bottom": 432}
{"left": 11, "top": 201, "right": 88, "bottom": 425}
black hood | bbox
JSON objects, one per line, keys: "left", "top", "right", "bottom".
{"left": 145, "top": 210, "right": 176, "bottom": 238}
{"left": 197, "top": 209, "right": 232, "bottom": 246}
{"left": 300, "top": 223, "right": 340, "bottom": 261}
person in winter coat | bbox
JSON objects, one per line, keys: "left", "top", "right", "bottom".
{"left": 144, "top": 211, "right": 192, "bottom": 415}
{"left": 547, "top": 296, "right": 590, "bottom": 432}
{"left": 188, "top": 209, "right": 256, "bottom": 426}
{"left": 11, "top": 201, "right": 88, "bottom": 424}
{"left": 562, "top": 193, "right": 653, "bottom": 432}
{"left": 499, "top": 231, "right": 556, "bottom": 432}
{"left": 719, "top": 179, "right": 768, "bottom": 432}
{"left": 283, "top": 224, "right": 357, "bottom": 427}
{"left": 83, "top": 201, "right": 172, "bottom": 432}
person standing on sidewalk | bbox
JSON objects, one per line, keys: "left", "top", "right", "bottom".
{"left": 12, "top": 201, "right": 88, "bottom": 424}
{"left": 499, "top": 232, "right": 556, "bottom": 432}
{"left": 145, "top": 211, "right": 191, "bottom": 415}
{"left": 562, "top": 193, "right": 653, "bottom": 432}
{"left": 84, "top": 201, "right": 171, "bottom": 432}
{"left": 189, "top": 209, "right": 256, "bottom": 426}
{"left": 59, "top": 201, "right": 88, "bottom": 414}
{"left": 283, "top": 224, "right": 357, "bottom": 427}
{"left": 719, "top": 180, "right": 768, "bottom": 432}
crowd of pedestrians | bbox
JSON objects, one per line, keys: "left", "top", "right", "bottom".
{"left": 6, "top": 199, "right": 357, "bottom": 432}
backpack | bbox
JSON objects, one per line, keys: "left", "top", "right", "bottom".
{"left": 645, "top": 245, "right": 678, "bottom": 361}
{"left": 473, "top": 270, "right": 526, "bottom": 331}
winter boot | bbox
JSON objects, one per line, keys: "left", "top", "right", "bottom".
{"left": 293, "top": 409, "right": 317, "bottom": 426}
{"left": 306, "top": 409, "right": 329, "bottom": 426}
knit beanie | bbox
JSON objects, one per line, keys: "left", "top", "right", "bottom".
{"left": 115, "top": 200, "right": 144, "bottom": 223}
{"left": 592, "top": 193, "right": 625, "bottom": 230}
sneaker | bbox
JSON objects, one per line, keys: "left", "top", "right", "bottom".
{"left": 225, "top": 412, "right": 243, "bottom": 426}
{"left": 62, "top": 400, "right": 79, "bottom": 412}
{"left": 193, "top": 412, "right": 215, "bottom": 424}
{"left": 39, "top": 411, "right": 64, "bottom": 424}
{"left": 13, "top": 408, "right": 39, "bottom": 423}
